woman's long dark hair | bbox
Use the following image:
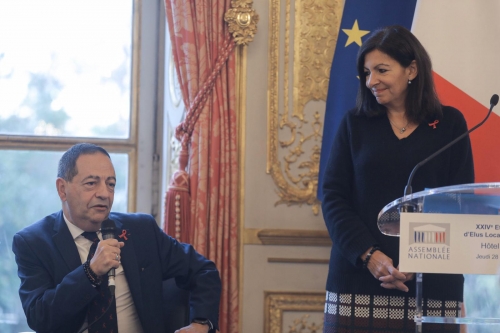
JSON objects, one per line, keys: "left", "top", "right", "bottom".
{"left": 356, "top": 25, "right": 442, "bottom": 123}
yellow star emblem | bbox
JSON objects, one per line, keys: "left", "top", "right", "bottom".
{"left": 342, "top": 20, "right": 370, "bottom": 47}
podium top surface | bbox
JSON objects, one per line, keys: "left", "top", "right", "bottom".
{"left": 377, "top": 182, "right": 500, "bottom": 236}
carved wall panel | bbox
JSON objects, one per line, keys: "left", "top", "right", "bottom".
{"left": 267, "top": 0, "right": 343, "bottom": 214}
{"left": 264, "top": 291, "right": 325, "bottom": 333}
{"left": 284, "top": 314, "right": 323, "bottom": 333}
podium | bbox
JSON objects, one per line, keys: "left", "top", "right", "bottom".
{"left": 377, "top": 182, "right": 500, "bottom": 332}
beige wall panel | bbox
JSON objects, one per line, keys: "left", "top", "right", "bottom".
{"left": 241, "top": 245, "right": 330, "bottom": 332}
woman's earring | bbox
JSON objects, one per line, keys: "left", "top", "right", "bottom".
{"left": 408, "top": 79, "right": 412, "bottom": 85}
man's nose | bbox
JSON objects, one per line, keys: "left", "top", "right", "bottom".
{"left": 95, "top": 183, "right": 110, "bottom": 198}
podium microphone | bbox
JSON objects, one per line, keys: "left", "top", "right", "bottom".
{"left": 101, "top": 218, "right": 117, "bottom": 295}
{"left": 403, "top": 94, "right": 499, "bottom": 201}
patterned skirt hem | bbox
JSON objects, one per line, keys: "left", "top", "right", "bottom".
{"left": 323, "top": 291, "right": 461, "bottom": 333}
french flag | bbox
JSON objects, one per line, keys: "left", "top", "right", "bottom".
{"left": 318, "top": 0, "right": 500, "bottom": 200}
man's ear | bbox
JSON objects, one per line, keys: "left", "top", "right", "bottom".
{"left": 56, "top": 178, "right": 67, "bottom": 201}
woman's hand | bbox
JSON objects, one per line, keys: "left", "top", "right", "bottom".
{"left": 399, "top": 269, "right": 415, "bottom": 283}
{"left": 378, "top": 265, "right": 414, "bottom": 292}
{"left": 362, "top": 249, "right": 409, "bottom": 292}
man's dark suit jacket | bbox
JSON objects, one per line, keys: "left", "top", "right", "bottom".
{"left": 12, "top": 211, "right": 221, "bottom": 333}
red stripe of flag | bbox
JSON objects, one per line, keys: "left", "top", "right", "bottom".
{"left": 434, "top": 72, "right": 500, "bottom": 183}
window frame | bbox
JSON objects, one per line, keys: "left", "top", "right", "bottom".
{"left": 0, "top": 0, "right": 166, "bottom": 214}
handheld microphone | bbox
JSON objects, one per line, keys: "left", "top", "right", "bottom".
{"left": 101, "top": 218, "right": 117, "bottom": 295}
{"left": 403, "top": 94, "right": 499, "bottom": 200}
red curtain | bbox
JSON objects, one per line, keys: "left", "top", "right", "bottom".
{"left": 164, "top": 1, "right": 239, "bottom": 332}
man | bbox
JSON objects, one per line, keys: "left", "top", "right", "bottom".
{"left": 12, "top": 143, "right": 220, "bottom": 333}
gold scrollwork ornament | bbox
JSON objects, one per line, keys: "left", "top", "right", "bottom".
{"left": 224, "top": 0, "right": 259, "bottom": 46}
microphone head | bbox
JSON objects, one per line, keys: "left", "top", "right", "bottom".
{"left": 101, "top": 218, "right": 116, "bottom": 236}
{"left": 490, "top": 94, "right": 499, "bottom": 106}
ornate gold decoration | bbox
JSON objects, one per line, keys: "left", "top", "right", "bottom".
{"left": 288, "top": 314, "right": 322, "bottom": 333}
{"left": 264, "top": 292, "right": 325, "bottom": 333}
{"left": 224, "top": 0, "right": 259, "bottom": 46}
{"left": 267, "top": 0, "right": 343, "bottom": 214}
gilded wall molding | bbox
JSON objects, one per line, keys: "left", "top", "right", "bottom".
{"left": 267, "top": 0, "right": 343, "bottom": 214}
{"left": 264, "top": 291, "right": 325, "bottom": 333}
{"left": 288, "top": 315, "right": 323, "bottom": 333}
{"left": 237, "top": 45, "right": 248, "bottom": 333}
{"left": 243, "top": 228, "right": 331, "bottom": 246}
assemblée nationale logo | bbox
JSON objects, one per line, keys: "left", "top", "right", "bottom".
{"left": 407, "top": 222, "right": 451, "bottom": 260}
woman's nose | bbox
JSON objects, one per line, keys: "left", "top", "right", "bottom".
{"left": 366, "top": 73, "right": 378, "bottom": 88}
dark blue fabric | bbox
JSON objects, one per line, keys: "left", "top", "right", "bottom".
{"left": 321, "top": 106, "right": 474, "bottom": 299}
{"left": 12, "top": 211, "right": 221, "bottom": 333}
{"left": 317, "top": 0, "right": 418, "bottom": 200}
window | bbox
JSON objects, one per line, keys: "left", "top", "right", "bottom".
{"left": 0, "top": 0, "right": 133, "bottom": 138}
{"left": 0, "top": 0, "right": 163, "bottom": 331}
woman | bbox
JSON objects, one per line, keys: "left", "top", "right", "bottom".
{"left": 321, "top": 25, "right": 474, "bottom": 332}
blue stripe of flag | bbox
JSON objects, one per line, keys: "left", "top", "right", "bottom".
{"left": 317, "top": 0, "right": 417, "bottom": 200}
